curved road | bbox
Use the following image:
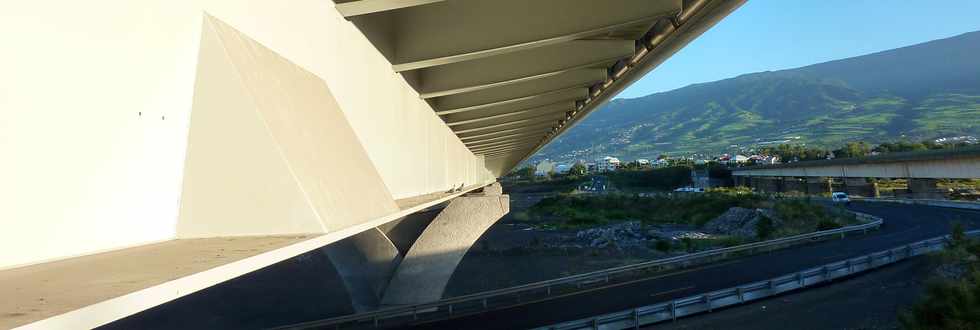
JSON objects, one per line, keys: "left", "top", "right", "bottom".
{"left": 411, "top": 202, "right": 980, "bottom": 329}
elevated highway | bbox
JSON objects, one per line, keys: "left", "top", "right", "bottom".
{"left": 0, "top": 0, "right": 744, "bottom": 328}
{"left": 732, "top": 147, "right": 980, "bottom": 198}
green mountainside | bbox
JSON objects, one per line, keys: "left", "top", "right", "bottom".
{"left": 534, "top": 31, "right": 980, "bottom": 162}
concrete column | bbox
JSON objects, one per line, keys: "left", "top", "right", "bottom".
{"left": 775, "top": 177, "right": 786, "bottom": 193}
{"left": 758, "top": 177, "right": 780, "bottom": 193}
{"left": 381, "top": 188, "right": 509, "bottom": 306}
{"left": 805, "top": 177, "right": 832, "bottom": 195}
{"left": 783, "top": 177, "right": 805, "bottom": 193}
{"left": 908, "top": 178, "right": 944, "bottom": 199}
{"left": 752, "top": 177, "right": 766, "bottom": 192}
{"left": 843, "top": 177, "right": 874, "bottom": 198}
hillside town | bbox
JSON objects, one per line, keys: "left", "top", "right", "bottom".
{"left": 527, "top": 136, "right": 979, "bottom": 177}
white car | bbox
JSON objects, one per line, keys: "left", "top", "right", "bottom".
{"left": 831, "top": 192, "right": 851, "bottom": 204}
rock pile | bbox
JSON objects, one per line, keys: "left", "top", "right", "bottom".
{"left": 646, "top": 225, "right": 712, "bottom": 241}
{"left": 575, "top": 221, "right": 646, "bottom": 248}
{"left": 703, "top": 207, "right": 782, "bottom": 238}
{"left": 572, "top": 222, "right": 715, "bottom": 249}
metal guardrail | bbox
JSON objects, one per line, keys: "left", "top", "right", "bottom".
{"left": 537, "top": 229, "right": 980, "bottom": 330}
{"left": 273, "top": 212, "right": 883, "bottom": 330}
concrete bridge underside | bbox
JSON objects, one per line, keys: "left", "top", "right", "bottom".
{"left": 0, "top": 0, "right": 742, "bottom": 328}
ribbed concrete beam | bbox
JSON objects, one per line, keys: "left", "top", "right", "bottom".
{"left": 436, "top": 86, "right": 589, "bottom": 116}
{"left": 451, "top": 110, "right": 566, "bottom": 133}
{"left": 445, "top": 102, "right": 572, "bottom": 127}
{"left": 482, "top": 147, "right": 535, "bottom": 157}
{"left": 418, "top": 40, "right": 634, "bottom": 98}
{"left": 432, "top": 69, "right": 605, "bottom": 113}
{"left": 462, "top": 130, "right": 550, "bottom": 145}
{"left": 467, "top": 136, "right": 542, "bottom": 149}
{"left": 435, "top": 87, "right": 586, "bottom": 115}
{"left": 458, "top": 124, "right": 554, "bottom": 141}
{"left": 442, "top": 101, "right": 573, "bottom": 124}
{"left": 471, "top": 141, "right": 540, "bottom": 153}
{"left": 389, "top": 0, "right": 682, "bottom": 71}
{"left": 471, "top": 140, "right": 535, "bottom": 151}
{"left": 472, "top": 144, "right": 537, "bottom": 154}
{"left": 453, "top": 114, "right": 561, "bottom": 135}
{"left": 334, "top": 0, "right": 445, "bottom": 17}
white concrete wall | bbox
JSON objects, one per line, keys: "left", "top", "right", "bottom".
{"left": 0, "top": 0, "right": 493, "bottom": 269}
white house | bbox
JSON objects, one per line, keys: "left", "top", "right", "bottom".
{"left": 535, "top": 160, "right": 556, "bottom": 176}
{"left": 595, "top": 156, "right": 621, "bottom": 172}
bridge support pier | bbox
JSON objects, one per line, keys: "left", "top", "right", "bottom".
{"left": 843, "top": 177, "right": 879, "bottom": 198}
{"left": 908, "top": 178, "right": 944, "bottom": 199}
{"left": 805, "top": 177, "right": 832, "bottom": 195}
{"left": 757, "top": 177, "right": 781, "bottom": 193}
{"left": 782, "top": 177, "right": 806, "bottom": 193}
{"left": 381, "top": 185, "right": 509, "bottom": 306}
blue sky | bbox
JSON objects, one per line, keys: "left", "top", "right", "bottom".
{"left": 617, "top": 0, "right": 980, "bottom": 99}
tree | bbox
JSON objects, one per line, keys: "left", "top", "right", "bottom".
{"left": 519, "top": 165, "right": 535, "bottom": 179}
{"left": 569, "top": 163, "right": 587, "bottom": 176}
{"left": 759, "top": 144, "right": 828, "bottom": 162}
{"left": 833, "top": 141, "right": 872, "bottom": 158}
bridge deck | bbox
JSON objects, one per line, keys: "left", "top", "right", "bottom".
{"left": 0, "top": 183, "right": 491, "bottom": 329}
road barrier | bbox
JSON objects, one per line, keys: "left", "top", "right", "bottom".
{"left": 535, "top": 230, "right": 980, "bottom": 330}
{"left": 273, "top": 212, "right": 883, "bottom": 329}
{"left": 857, "top": 197, "right": 980, "bottom": 211}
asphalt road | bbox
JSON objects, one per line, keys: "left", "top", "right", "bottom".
{"left": 652, "top": 255, "right": 933, "bottom": 330}
{"left": 411, "top": 202, "right": 980, "bottom": 330}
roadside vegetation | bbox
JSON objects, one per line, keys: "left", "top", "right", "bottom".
{"left": 516, "top": 189, "right": 859, "bottom": 236}
{"left": 523, "top": 190, "right": 762, "bottom": 229}
{"left": 901, "top": 223, "right": 980, "bottom": 329}
{"left": 757, "top": 139, "right": 975, "bottom": 163}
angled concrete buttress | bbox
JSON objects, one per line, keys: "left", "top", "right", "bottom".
{"left": 322, "top": 205, "right": 445, "bottom": 312}
{"left": 322, "top": 228, "right": 401, "bottom": 313}
{"left": 381, "top": 183, "right": 510, "bottom": 306}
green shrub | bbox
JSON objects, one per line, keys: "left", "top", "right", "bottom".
{"left": 899, "top": 271, "right": 980, "bottom": 329}
{"left": 653, "top": 239, "right": 672, "bottom": 252}
{"left": 951, "top": 222, "right": 967, "bottom": 248}
{"left": 755, "top": 215, "right": 775, "bottom": 239}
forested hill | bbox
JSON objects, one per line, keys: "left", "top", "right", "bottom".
{"left": 534, "top": 30, "right": 980, "bottom": 162}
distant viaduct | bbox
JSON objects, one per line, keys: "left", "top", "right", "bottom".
{"left": 732, "top": 147, "right": 980, "bottom": 198}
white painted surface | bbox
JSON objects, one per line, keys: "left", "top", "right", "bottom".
{"left": 0, "top": 0, "right": 493, "bottom": 269}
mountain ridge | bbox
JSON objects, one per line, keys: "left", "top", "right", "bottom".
{"left": 533, "top": 30, "right": 980, "bottom": 162}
